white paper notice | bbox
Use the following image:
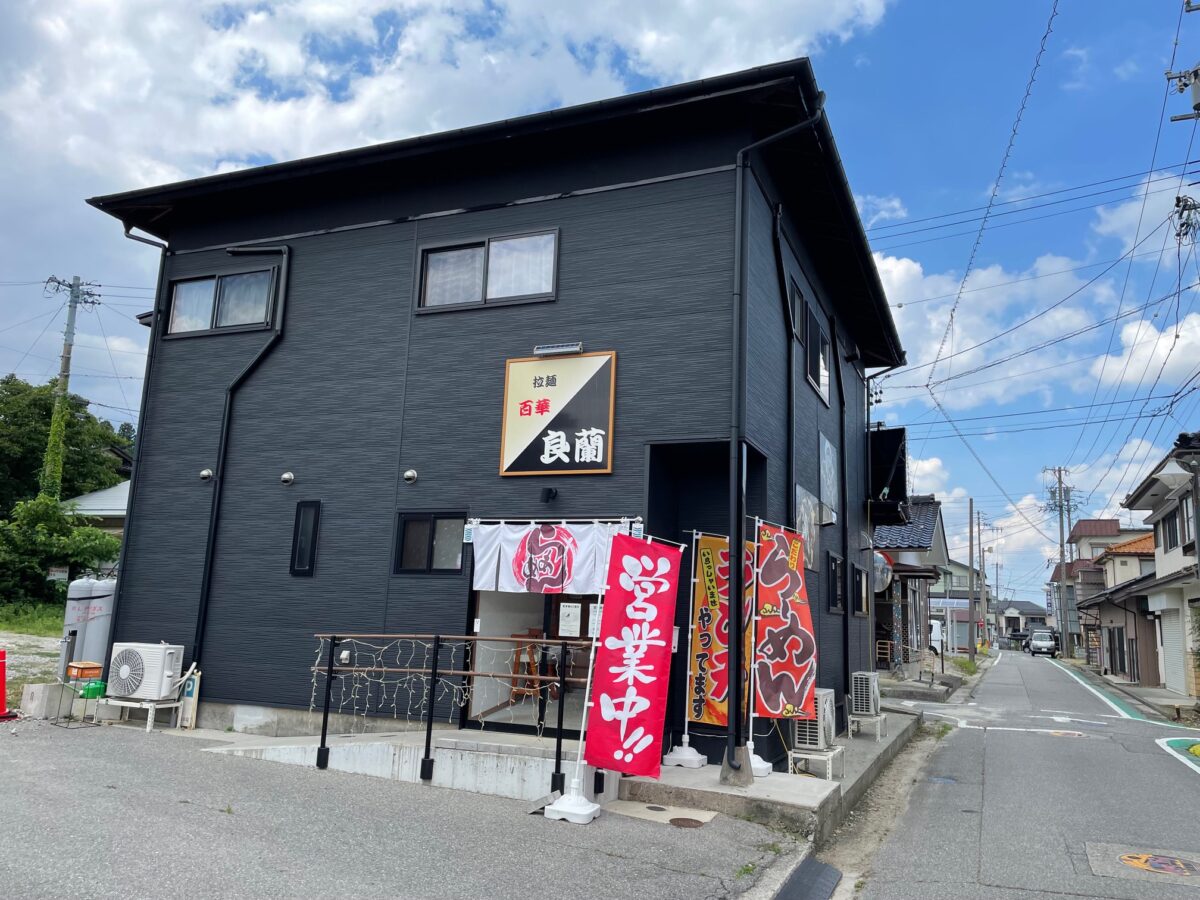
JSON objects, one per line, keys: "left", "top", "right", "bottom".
{"left": 588, "top": 602, "right": 603, "bottom": 639}
{"left": 559, "top": 602, "right": 582, "bottom": 638}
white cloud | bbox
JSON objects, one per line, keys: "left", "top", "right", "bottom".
{"left": 908, "top": 455, "right": 966, "bottom": 500}
{"left": 1091, "top": 172, "right": 1182, "bottom": 254}
{"left": 0, "top": 0, "right": 894, "bottom": 189}
{"left": 856, "top": 193, "right": 907, "bottom": 228}
{"left": 1071, "top": 435, "right": 1170, "bottom": 520}
{"left": 1113, "top": 59, "right": 1139, "bottom": 81}
{"left": 1062, "top": 46, "right": 1091, "bottom": 91}
{"left": 1088, "top": 311, "right": 1200, "bottom": 389}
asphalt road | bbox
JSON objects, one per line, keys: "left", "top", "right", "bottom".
{"left": 858, "top": 650, "right": 1200, "bottom": 899}
{"left": 0, "top": 722, "right": 791, "bottom": 899}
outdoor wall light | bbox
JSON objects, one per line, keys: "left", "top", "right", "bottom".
{"left": 280, "top": 472, "right": 295, "bottom": 485}
{"left": 199, "top": 468, "right": 214, "bottom": 481}
{"left": 403, "top": 469, "right": 418, "bottom": 484}
{"left": 533, "top": 341, "right": 583, "bottom": 357}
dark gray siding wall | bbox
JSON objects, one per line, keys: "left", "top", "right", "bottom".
{"left": 118, "top": 170, "right": 736, "bottom": 709}
{"left": 743, "top": 172, "right": 875, "bottom": 697}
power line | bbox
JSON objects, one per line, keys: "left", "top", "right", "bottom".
{"left": 924, "top": 0, "right": 1059, "bottom": 391}
{"left": 888, "top": 246, "right": 1182, "bottom": 308}
{"left": 9, "top": 303, "right": 64, "bottom": 375}
{"left": 93, "top": 308, "right": 132, "bottom": 411}
{"left": 1066, "top": 0, "right": 1190, "bottom": 470}
{"left": 866, "top": 160, "right": 1200, "bottom": 232}
{"left": 873, "top": 184, "right": 1179, "bottom": 252}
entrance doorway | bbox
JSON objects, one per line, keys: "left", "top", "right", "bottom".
{"left": 466, "top": 590, "right": 595, "bottom": 734}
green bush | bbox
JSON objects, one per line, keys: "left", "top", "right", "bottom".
{"left": 0, "top": 495, "right": 120, "bottom": 606}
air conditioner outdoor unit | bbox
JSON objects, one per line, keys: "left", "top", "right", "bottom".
{"left": 792, "top": 688, "right": 837, "bottom": 750}
{"left": 850, "top": 671, "right": 880, "bottom": 716}
{"left": 107, "top": 643, "right": 185, "bottom": 701}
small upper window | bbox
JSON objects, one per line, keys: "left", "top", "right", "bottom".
{"left": 394, "top": 513, "right": 466, "bottom": 573}
{"left": 852, "top": 565, "right": 870, "bottom": 616}
{"left": 1164, "top": 510, "right": 1180, "bottom": 550}
{"left": 290, "top": 501, "right": 321, "bottom": 577}
{"left": 806, "top": 307, "right": 830, "bottom": 404}
{"left": 168, "top": 270, "right": 274, "bottom": 334}
{"left": 790, "top": 281, "right": 807, "bottom": 344}
{"left": 420, "top": 232, "right": 557, "bottom": 309}
{"left": 828, "top": 553, "right": 844, "bottom": 613}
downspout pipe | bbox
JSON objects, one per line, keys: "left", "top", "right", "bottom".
{"left": 727, "top": 89, "right": 825, "bottom": 772}
{"left": 192, "top": 245, "right": 291, "bottom": 666}
{"left": 103, "top": 226, "right": 170, "bottom": 681}
{"left": 771, "top": 205, "right": 797, "bottom": 528}
{"left": 833, "top": 325, "right": 853, "bottom": 703}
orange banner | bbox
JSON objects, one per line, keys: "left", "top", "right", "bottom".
{"left": 687, "top": 536, "right": 754, "bottom": 726}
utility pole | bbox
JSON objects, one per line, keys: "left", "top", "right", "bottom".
{"left": 39, "top": 276, "right": 81, "bottom": 499}
{"left": 1053, "top": 466, "right": 1074, "bottom": 659}
{"left": 977, "top": 509, "right": 986, "bottom": 655}
{"left": 968, "top": 497, "right": 975, "bottom": 664}
{"left": 1065, "top": 484, "right": 1075, "bottom": 563}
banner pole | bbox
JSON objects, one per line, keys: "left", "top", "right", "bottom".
{"left": 746, "top": 518, "right": 770, "bottom": 777}
{"left": 663, "top": 530, "right": 706, "bottom": 768}
{"left": 544, "top": 526, "right": 615, "bottom": 824}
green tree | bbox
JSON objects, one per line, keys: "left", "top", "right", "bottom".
{"left": 0, "top": 495, "right": 121, "bottom": 605}
{"left": 0, "top": 375, "right": 128, "bottom": 517}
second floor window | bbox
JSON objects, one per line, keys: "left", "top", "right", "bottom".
{"left": 168, "top": 270, "right": 274, "bottom": 334}
{"left": 1163, "top": 510, "right": 1180, "bottom": 550}
{"left": 806, "top": 307, "right": 830, "bottom": 404}
{"left": 421, "top": 232, "right": 557, "bottom": 309}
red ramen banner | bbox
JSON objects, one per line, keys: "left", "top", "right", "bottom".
{"left": 753, "top": 523, "right": 817, "bottom": 719}
{"left": 584, "top": 533, "right": 682, "bottom": 778}
{"left": 687, "top": 536, "right": 755, "bottom": 727}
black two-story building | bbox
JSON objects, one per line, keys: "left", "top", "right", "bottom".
{"left": 90, "top": 58, "right": 905, "bottom": 764}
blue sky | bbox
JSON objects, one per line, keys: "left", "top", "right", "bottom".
{"left": 0, "top": 1, "right": 1194, "bottom": 602}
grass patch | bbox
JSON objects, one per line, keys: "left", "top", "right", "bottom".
{"left": 0, "top": 602, "right": 65, "bottom": 637}
{"left": 935, "top": 723, "right": 953, "bottom": 740}
{"left": 759, "top": 841, "right": 783, "bottom": 856}
{"left": 735, "top": 863, "right": 756, "bottom": 879}
{"left": 951, "top": 657, "right": 978, "bottom": 677}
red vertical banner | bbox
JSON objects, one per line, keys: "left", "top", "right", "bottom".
{"left": 585, "top": 533, "right": 683, "bottom": 778}
{"left": 753, "top": 523, "right": 818, "bottom": 719}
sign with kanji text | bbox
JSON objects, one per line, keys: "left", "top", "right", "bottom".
{"left": 753, "top": 523, "right": 817, "bottom": 719}
{"left": 584, "top": 532, "right": 682, "bottom": 778}
{"left": 500, "top": 351, "right": 615, "bottom": 475}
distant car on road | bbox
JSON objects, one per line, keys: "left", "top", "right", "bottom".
{"left": 1028, "top": 630, "right": 1057, "bottom": 657}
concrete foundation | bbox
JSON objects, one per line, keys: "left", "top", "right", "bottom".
{"left": 203, "top": 729, "right": 618, "bottom": 805}
{"left": 621, "top": 710, "right": 922, "bottom": 845}
{"left": 195, "top": 700, "right": 429, "bottom": 738}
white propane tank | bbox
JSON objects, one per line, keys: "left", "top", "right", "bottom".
{"left": 79, "top": 577, "right": 117, "bottom": 666}
{"left": 62, "top": 575, "right": 95, "bottom": 670}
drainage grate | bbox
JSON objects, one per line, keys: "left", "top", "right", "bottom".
{"left": 669, "top": 817, "right": 704, "bottom": 829}
{"left": 646, "top": 805, "right": 667, "bottom": 812}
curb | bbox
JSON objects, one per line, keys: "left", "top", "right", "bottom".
{"left": 1068, "top": 663, "right": 1183, "bottom": 723}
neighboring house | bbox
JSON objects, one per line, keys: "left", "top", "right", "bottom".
{"left": 1123, "top": 433, "right": 1200, "bottom": 698}
{"left": 995, "top": 600, "right": 1050, "bottom": 637}
{"left": 872, "top": 494, "right": 949, "bottom": 674}
{"left": 930, "top": 559, "right": 990, "bottom": 652}
{"left": 1077, "top": 533, "right": 1158, "bottom": 685}
{"left": 88, "top": 60, "right": 906, "bottom": 755}
{"left": 1052, "top": 519, "right": 1150, "bottom": 658}
{"left": 63, "top": 480, "right": 129, "bottom": 538}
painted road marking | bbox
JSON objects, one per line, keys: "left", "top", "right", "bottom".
{"left": 1047, "top": 659, "right": 1133, "bottom": 718}
{"left": 1157, "top": 737, "right": 1200, "bottom": 775}
{"left": 1047, "top": 660, "right": 1200, "bottom": 732}
{"left": 1029, "top": 715, "right": 1107, "bottom": 726}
